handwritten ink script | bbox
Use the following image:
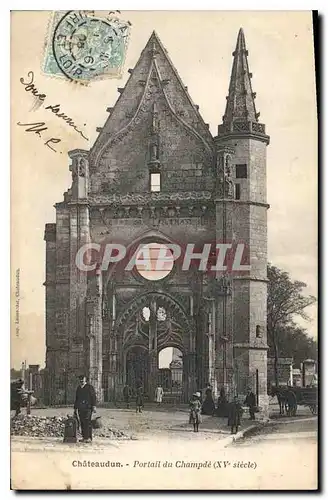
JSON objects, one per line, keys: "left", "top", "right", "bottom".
{"left": 16, "top": 122, "right": 61, "bottom": 152}
{"left": 17, "top": 71, "right": 89, "bottom": 153}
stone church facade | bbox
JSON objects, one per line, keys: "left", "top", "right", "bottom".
{"left": 44, "top": 29, "right": 270, "bottom": 407}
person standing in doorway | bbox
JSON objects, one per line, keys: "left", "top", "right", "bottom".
{"left": 136, "top": 383, "right": 144, "bottom": 413}
{"left": 244, "top": 387, "right": 256, "bottom": 420}
{"left": 74, "top": 375, "right": 96, "bottom": 443}
{"left": 155, "top": 385, "right": 164, "bottom": 407}
{"left": 123, "top": 383, "right": 132, "bottom": 409}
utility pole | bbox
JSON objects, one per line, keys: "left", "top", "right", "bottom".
{"left": 21, "top": 360, "right": 26, "bottom": 385}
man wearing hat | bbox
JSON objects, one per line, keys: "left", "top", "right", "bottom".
{"left": 244, "top": 387, "right": 256, "bottom": 420}
{"left": 74, "top": 375, "right": 97, "bottom": 443}
{"left": 11, "top": 378, "right": 25, "bottom": 416}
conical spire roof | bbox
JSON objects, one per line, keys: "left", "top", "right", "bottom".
{"left": 223, "top": 28, "right": 258, "bottom": 125}
{"left": 218, "top": 28, "right": 268, "bottom": 142}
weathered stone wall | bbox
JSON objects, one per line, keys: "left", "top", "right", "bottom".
{"left": 249, "top": 348, "right": 268, "bottom": 411}
{"left": 249, "top": 206, "right": 267, "bottom": 280}
{"left": 233, "top": 280, "right": 250, "bottom": 344}
{"left": 44, "top": 30, "right": 269, "bottom": 407}
{"left": 90, "top": 107, "right": 214, "bottom": 195}
{"left": 215, "top": 135, "right": 268, "bottom": 406}
{"left": 267, "top": 357, "right": 293, "bottom": 386}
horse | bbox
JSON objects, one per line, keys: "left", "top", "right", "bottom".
{"left": 270, "top": 386, "right": 288, "bottom": 415}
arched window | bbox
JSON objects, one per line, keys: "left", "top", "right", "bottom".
{"left": 256, "top": 325, "right": 262, "bottom": 338}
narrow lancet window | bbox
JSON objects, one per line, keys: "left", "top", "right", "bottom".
{"left": 150, "top": 172, "right": 161, "bottom": 192}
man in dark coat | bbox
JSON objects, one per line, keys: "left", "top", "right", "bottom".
{"left": 74, "top": 375, "right": 96, "bottom": 442}
{"left": 135, "top": 384, "right": 144, "bottom": 413}
{"left": 216, "top": 387, "right": 229, "bottom": 417}
{"left": 244, "top": 388, "right": 256, "bottom": 420}
{"left": 123, "top": 383, "right": 132, "bottom": 409}
{"left": 11, "top": 379, "right": 25, "bottom": 416}
{"left": 228, "top": 396, "right": 242, "bottom": 434}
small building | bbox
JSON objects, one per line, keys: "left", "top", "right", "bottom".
{"left": 301, "top": 359, "right": 317, "bottom": 387}
{"left": 267, "top": 357, "right": 293, "bottom": 387}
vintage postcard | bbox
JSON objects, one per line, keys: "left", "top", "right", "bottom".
{"left": 11, "top": 10, "right": 318, "bottom": 490}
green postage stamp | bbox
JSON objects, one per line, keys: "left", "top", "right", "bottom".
{"left": 42, "top": 10, "right": 131, "bottom": 83}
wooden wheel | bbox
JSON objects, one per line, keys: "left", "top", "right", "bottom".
{"left": 309, "top": 404, "right": 317, "bottom": 415}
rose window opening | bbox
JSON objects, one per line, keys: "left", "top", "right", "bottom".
{"left": 135, "top": 243, "right": 174, "bottom": 281}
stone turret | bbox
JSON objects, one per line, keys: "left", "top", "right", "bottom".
{"left": 215, "top": 28, "right": 270, "bottom": 410}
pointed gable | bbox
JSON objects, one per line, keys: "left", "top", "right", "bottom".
{"left": 89, "top": 31, "right": 214, "bottom": 170}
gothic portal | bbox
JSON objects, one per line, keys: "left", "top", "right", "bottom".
{"left": 44, "top": 29, "right": 270, "bottom": 407}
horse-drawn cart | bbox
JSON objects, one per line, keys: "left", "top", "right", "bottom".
{"left": 292, "top": 387, "right": 318, "bottom": 415}
{"left": 271, "top": 385, "right": 317, "bottom": 416}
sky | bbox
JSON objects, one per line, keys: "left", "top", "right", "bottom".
{"left": 11, "top": 11, "right": 317, "bottom": 369}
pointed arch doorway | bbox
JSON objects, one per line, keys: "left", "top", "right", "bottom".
{"left": 125, "top": 346, "right": 149, "bottom": 394}
{"left": 118, "top": 292, "right": 194, "bottom": 403}
{"left": 158, "top": 346, "right": 184, "bottom": 403}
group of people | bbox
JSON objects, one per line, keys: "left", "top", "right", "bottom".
{"left": 74, "top": 378, "right": 257, "bottom": 440}
{"left": 189, "top": 386, "right": 257, "bottom": 434}
{"left": 123, "top": 383, "right": 165, "bottom": 412}
{"left": 12, "top": 374, "right": 259, "bottom": 441}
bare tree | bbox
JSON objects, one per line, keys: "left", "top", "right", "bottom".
{"left": 267, "top": 264, "right": 316, "bottom": 386}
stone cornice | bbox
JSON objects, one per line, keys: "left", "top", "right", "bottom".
{"left": 214, "top": 199, "right": 270, "bottom": 209}
{"left": 67, "top": 200, "right": 90, "bottom": 207}
{"left": 234, "top": 342, "right": 269, "bottom": 350}
{"left": 215, "top": 130, "right": 270, "bottom": 145}
{"left": 87, "top": 192, "right": 269, "bottom": 209}
{"left": 89, "top": 191, "right": 213, "bottom": 206}
{"left": 43, "top": 280, "right": 55, "bottom": 287}
{"left": 233, "top": 276, "right": 268, "bottom": 283}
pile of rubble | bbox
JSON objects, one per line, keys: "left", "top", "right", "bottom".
{"left": 11, "top": 415, "right": 65, "bottom": 437}
{"left": 96, "top": 427, "right": 129, "bottom": 439}
{"left": 11, "top": 415, "right": 131, "bottom": 440}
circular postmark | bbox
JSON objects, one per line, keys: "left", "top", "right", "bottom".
{"left": 52, "top": 11, "right": 127, "bottom": 81}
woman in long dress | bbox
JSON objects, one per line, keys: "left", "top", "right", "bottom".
{"left": 155, "top": 385, "right": 164, "bottom": 406}
{"left": 201, "top": 384, "right": 215, "bottom": 415}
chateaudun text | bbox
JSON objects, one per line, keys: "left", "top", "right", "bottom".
{"left": 72, "top": 460, "right": 257, "bottom": 469}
